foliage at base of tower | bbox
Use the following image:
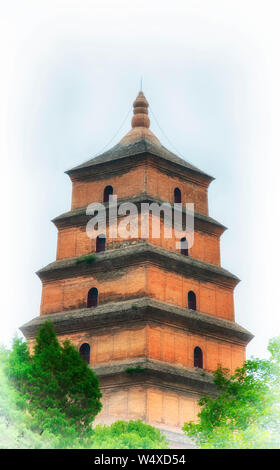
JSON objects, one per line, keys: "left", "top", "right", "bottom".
{"left": 1, "top": 324, "right": 168, "bottom": 449}
{"left": 0, "top": 348, "right": 47, "bottom": 449}
{"left": 0, "top": 352, "right": 168, "bottom": 448}
{"left": 91, "top": 420, "right": 168, "bottom": 449}
{"left": 5, "top": 321, "right": 102, "bottom": 440}
{"left": 183, "top": 337, "right": 280, "bottom": 448}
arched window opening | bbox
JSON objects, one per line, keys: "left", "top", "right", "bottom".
{"left": 103, "top": 185, "right": 113, "bottom": 203}
{"left": 180, "top": 237, "right": 188, "bottom": 256}
{"left": 174, "top": 187, "right": 181, "bottom": 204}
{"left": 96, "top": 234, "right": 106, "bottom": 252}
{"left": 194, "top": 346, "right": 203, "bottom": 369}
{"left": 79, "top": 343, "right": 90, "bottom": 364}
{"left": 87, "top": 287, "right": 98, "bottom": 308}
{"left": 188, "top": 291, "right": 196, "bottom": 310}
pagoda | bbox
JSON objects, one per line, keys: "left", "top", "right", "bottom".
{"left": 21, "top": 91, "right": 253, "bottom": 442}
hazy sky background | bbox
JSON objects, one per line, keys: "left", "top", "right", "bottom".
{"left": 0, "top": 1, "right": 279, "bottom": 358}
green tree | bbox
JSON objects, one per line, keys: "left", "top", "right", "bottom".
{"left": 6, "top": 321, "right": 102, "bottom": 440}
{"left": 91, "top": 420, "right": 169, "bottom": 449}
{"left": 2, "top": 326, "right": 169, "bottom": 449}
{"left": 183, "top": 337, "right": 280, "bottom": 448}
{"left": 0, "top": 346, "right": 56, "bottom": 448}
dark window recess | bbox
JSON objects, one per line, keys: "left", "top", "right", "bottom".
{"left": 103, "top": 185, "right": 113, "bottom": 203}
{"left": 180, "top": 237, "right": 188, "bottom": 256}
{"left": 87, "top": 287, "right": 98, "bottom": 308}
{"left": 194, "top": 346, "right": 203, "bottom": 368}
{"left": 188, "top": 291, "right": 196, "bottom": 310}
{"left": 96, "top": 234, "right": 106, "bottom": 252}
{"left": 174, "top": 187, "right": 181, "bottom": 203}
{"left": 79, "top": 343, "right": 90, "bottom": 364}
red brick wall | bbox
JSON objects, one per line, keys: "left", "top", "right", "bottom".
{"left": 71, "top": 163, "right": 208, "bottom": 215}
{"left": 147, "top": 266, "right": 234, "bottom": 321}
{"left": 146, "top": 325, "right": 244, "bottom": 372}
{"left": 146, "top": 165, "right": 209, "bottom": 215}
{"left": 94, "top": 386, "right": 200, "bottom": 430}
{"left": 54, "top": 324, "right": 244, "bottom": 374}
{"left": 28, "top": 324, "right": 244, "bottom": 432}
{"left": 71, "top": 165, "right": 146, "bottom": 210}
{"left": 56, "top": 214, "right": 221, "bottom": 266}
{"left": 40, "top": 264, "right": 234, "bottom": 320}
{"left": 40, "top": 266, "right": 146, "bottom": 314}
{"left": 33, "top": 134, "right": 245, "bottom": 433}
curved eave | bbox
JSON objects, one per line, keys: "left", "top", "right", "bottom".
{"left": 65, "top": 138, "right": 214, "bottom": 185}
{"left": 52, "top": 194, "right": 227, "bottom": 236}
{"left": 36, "top": 242, "right": 239, "bottom": 288}
{"left": 94, "top": 358, "right": 218, "bottom": 396}
{"left": 20, "top": 297, "right": 253, "bottom": 345}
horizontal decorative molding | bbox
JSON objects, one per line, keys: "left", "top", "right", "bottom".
{"left": 36, "top": 241, "right": 239, "bottom": 288}
{"left": 20, "top": 297, "right": 253, "bottom": 344}
{"left": 52, "top": 194, "right": 226, "bottom": 236}
{"left": 65, "top": 138, "right": 213, "bottom": 187}
{"left": 93, "top": 358, "right": 218, "bottom": 396}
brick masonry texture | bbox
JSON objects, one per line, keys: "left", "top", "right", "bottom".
{"left": 93, "top": 386, "right": 201, "bottom": 431}
{"left": 21, "top": 92, "right": 252, "bottom": 439}
{"left": 48, "top": 325, "right": 244, "bottom": 374}
{"left": 71, "top": 163, "right": 209, "bottom": 215}
{"left": 40, "top": 265, "right": 234, "bottom": 320}
{"left": 56, "top": 214, "right": 221, "bottom": 266}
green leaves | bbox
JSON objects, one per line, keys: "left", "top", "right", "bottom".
{"left": 75, "top": 254, "right": 96, "bottom": 265}
{"left": 5, "top": 321, "right": 102, "bottom": 439}
{"left": 183, "top": 337, "right": 280, "bottom": 448}
{"left": 91, "top": 420, "right": 168, "bottom": 449}
{"left": 1, "top": 332, "right": 168, "bottom": 449}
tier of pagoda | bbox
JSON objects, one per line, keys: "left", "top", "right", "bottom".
{"left": 21, "top": 91, "right": 253, "bottom": 439}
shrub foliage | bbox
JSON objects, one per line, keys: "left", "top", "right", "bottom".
{"left": 183, "top": 337, "right": 280, "bottom": 448}
{"left": 1, "top": 322, "right": 168, "bottom": 449}
{"left": 6, "top": 321, "right": 102, "bottom": 438}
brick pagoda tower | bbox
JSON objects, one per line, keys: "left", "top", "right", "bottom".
{"left": 21, "top": 91, "right": 253, "bottom": 442}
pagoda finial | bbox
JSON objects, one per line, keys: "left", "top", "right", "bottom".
{"left": 131, "top": 91, "right": 150, "bottom": 129}
{"left": 119, "top": 90, "right": 160, "bottom": 145}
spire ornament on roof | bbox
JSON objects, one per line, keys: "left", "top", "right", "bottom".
{"left": 131, "top": 91, "right": 150, "bottom": 129}
{"left": 120, "top": 90, "right": 161, "bottom": 146}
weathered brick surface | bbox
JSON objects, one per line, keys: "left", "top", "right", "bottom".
{"left": 93, "top": 386, "right": 199, "bottom": 431}
{"left": 94, "top": 386, "right": 147, "bottom": 425}
{"left": 146, "top": 266, "right": 234, "bottom": 320}
{"left": 51, "top": 324, "right": 244, "bottom": 375}
{"left": 146, "top": 165, "right": 208, "bottom": 215}
{"left": 71, "top": 163, "right": 208, "bottom": 215}
{"left": 146, "top": 324, "right": 244, "bottom": 373}
{"left": 23, "top": 92, "right": 251, "bottom": 435}
{"left": 56, "top": 214, "right": 221, "bottom": 266}
{"left": 40, "top": 264, "right": 234, "bottom": 320}
{"left": 71, "top": 165, "right": 146, "bottom": 210}
{"left": 40, "top": 266, "right": 146, "bottom": 314}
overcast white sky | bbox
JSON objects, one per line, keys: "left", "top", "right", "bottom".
{"left": 0, "top": 0, "right": 279, "bottom": 358}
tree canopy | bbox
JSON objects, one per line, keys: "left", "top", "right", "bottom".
{"left": 183, "top": 337, "right": 280, "bottom": 448}
{"left": 1, "top": 322, "right": 168, "bottom": 449}
{"left": 5, "top": 321, "right": 102, "bottom": 440}
{"left": 91, "top": 420, "right": 168, "bottom": 449}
